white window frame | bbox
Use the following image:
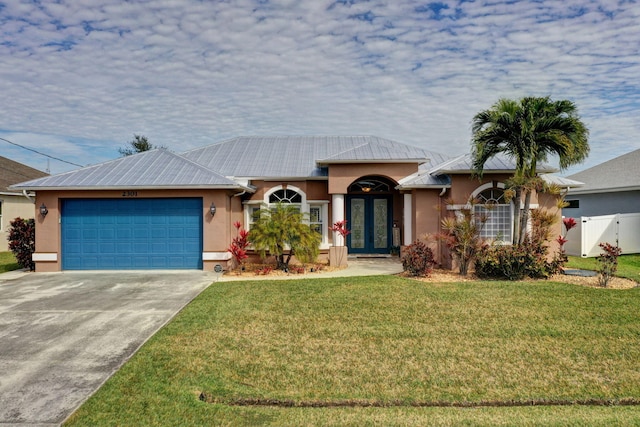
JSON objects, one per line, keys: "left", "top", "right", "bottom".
{"left": 308, "top": 201, "right": 329, "bottom": 249}
{"left": 472, "top": 182, "right": 514, "bottom": 244}
{"left": 0, "top": 199, "right": 3, "bottom": 232}
{"left": 243, "top": 185, "right": 330, "bottom": 249}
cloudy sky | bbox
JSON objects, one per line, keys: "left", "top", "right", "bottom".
{"left": 1, "top": 0, "right": 638, "bottom": 175}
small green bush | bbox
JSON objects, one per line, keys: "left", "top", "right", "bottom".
{"left": 8, "top": 218, "right": 35, "bottom": 271}
{"left": 402, "top": 240, "right": 436, "bottom": 277}
{"left": 475, "top": 239, "right": 555, "bottom": 281}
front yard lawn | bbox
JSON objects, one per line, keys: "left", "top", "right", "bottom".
{"left": 0, "top": 251, "right": 19, "bottom": 273}
{"left": 65, "top": 276, "right": 640, "bottom": 426}
{"left": 567, "top": 254, "right": 640, "bottom": 282}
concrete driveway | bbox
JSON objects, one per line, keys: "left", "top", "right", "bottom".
{"left": 0, "top": 270, "right": 214, "bottom": 426}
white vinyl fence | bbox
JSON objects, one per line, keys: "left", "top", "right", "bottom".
{"left": 564, "top": 213, "right": 640, "bottom": 258}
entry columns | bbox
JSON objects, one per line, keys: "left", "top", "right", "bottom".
{"left": 332, "top": 194, "right": 345, "bottom": 246}
{"left": 403, "top": 193, "right": 412, "bottom": 245}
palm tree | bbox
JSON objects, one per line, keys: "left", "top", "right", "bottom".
{"left": 250, "top": 203, "right": 321, "bottom": 270}
{"left": 471, "top": 96, "right": 589, "bottom": 245}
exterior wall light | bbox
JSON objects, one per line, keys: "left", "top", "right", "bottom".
{"left": 209, "top": 202, "right": 216, "bottom": 217}
{"left": 39, "top": 203, "right": 48, "bottom": 217}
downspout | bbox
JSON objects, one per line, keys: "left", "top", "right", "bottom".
{"left": 22, "top": 190, "right": 35, "bottom": 203}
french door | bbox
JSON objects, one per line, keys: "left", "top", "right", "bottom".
{"left": 346, "top": 195, "right": 391, "bottom": 254}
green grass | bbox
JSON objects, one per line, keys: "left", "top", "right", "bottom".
{"left": 0, "top": 251, "right": 19, "bottom": 273}
{"left": 65, "top": 276, "right": 640, "bottom": 426}
{"left": 567, "top": 254, "right": 640, "bottom": 282}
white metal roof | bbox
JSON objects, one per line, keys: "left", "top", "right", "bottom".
{"left": 181, "top": 136, "right": 444, "bottom": 178}
{"left": 11, "top": 149, "right": 251, "bottom": 191}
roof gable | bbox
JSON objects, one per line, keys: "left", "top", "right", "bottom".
{"left": 567, "top": 149, "right": 640, "bottom": 193}
{"left": 11, "top": 149, "right": 249, "bottom": 190}
{"left": 0, "top": 156, "right": 48, "bottom": 192}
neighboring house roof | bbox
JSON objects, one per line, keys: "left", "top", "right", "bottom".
{"left": 567, "top": 149, "right": 640, "bottom": 194}
{"left": 0, "top": 156, "right": 48, "bottom": 194}
{"left": 181, "top": 136, "right": 447, "bottom": 179}
{"left": 11, "top": 149, "right": 252, "bottom": 191}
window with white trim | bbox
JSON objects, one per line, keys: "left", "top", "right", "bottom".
{"left": 244, "top": 186, "right": 330, "bottom": 249}
{"left": 0, "top": 200, "right": 3, "bottom": 231}
{"left": 474, "top": 187, "right": 513, "bottom": 243}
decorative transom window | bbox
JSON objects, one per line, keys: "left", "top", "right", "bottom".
{"left": 269, "top": 188, "right": 302, "bottom": 204}
{"left": 474, "top": 186, "right": 513, "bottom": 243}
{"left": 348, "top": 178, "right": 391, "bottom": 193}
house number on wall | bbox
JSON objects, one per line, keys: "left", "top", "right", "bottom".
{"left": 122, "top": 191, "right": 138, "bottom": 197}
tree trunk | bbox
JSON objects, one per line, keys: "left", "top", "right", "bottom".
{"left": 518, "top": 190, "right": 532, "bottom": 245}
{"left": 512, "top": 187, "right": 522, "bottom": 245}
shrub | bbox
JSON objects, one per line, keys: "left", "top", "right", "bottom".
{"left": 475, "top": 243, "right": 529, "bottom": 280}
{"left": 596, "top": 242, "right": 622, "bottom": 287}
{"left": 476, "top": 239, "right": 558, "bottom": 281}
{"left": 7, "top": 218, "right": 36, "bottom": 271}
{"left": 228, "top": 221, "right": 250, "bottom": 270}
{"left": 438, "top": 204, "right": 487, "bottom": 276}
{"left": 402, "top": 240, "right": 436, "bottom": 277}
{"left": 475, "top": 209, "right": 565, "bottom": 281}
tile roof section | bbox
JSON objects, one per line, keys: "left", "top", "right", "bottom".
{"left": 567, "top": 149, "right": 640, "bottom": 194}
{"left": 0, "top": 156, "right": 48, "bottom": 192}
{"left": 11, "top": 149, "right": 249, "bottom": 190}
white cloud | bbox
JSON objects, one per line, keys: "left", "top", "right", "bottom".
{"left": 0, "top": 0, "right": 638, "bottom": 175}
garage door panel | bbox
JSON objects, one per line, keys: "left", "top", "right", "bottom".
{"left": 62, "top": 198, "right": 203, "bottom": 270}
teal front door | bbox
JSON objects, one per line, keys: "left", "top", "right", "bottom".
{"left": 347, "top": 195, "right": 391, "bottom": 254}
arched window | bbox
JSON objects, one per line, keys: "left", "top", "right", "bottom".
{"left": 244, "top": 185, "right": 330, "bottom": 248}
{"left": 474, "top": 185, "right": 513, "bottom": 243}
{"left": 348, "top": 177, "right": 391, "bottom": 193}
{"left": 268, "top": 188, "right": 302, "bottom": 204}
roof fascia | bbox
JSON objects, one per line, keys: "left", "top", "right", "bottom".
{"left": 568, "top": 186, "right": 640, "bottom": 195}
{"left": 234, "top": 176, "right": 328, "bottom": 182}
{"left": 9, "top": 184, "right": 256, "bottom": 192}
{"left": 317, "top": 159, "right": 427, "bottom": 165}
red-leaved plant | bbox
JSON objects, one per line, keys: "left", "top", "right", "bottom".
{"left": 555, "top": 217, "right": 577, "bottom": 270}
{"left": 330, "top": 220, "right": 350, "bottom": 266}
{"left": 596, "top": 242, "right": 622, "bottom": 287}
{"left": 8, "top": 218, "right": 36, "bottom": 271}
{"left": 330, "top": 220, "right": 351, "bottom": 243}
{"left": 228, "top": 221, "right": 250, "bottom": 270}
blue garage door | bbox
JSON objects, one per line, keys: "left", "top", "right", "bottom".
{"left": 62, "top": 198, "right": 203, "bottom": 270}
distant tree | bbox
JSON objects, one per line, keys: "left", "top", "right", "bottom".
{"left": 118, "top": 135, "right": 164, "bottom": 156}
